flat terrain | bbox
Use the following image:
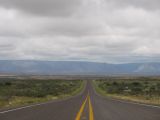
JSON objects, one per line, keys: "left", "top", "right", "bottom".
{"left": 94, "top": 78, "right": 160, "bottom": 105}
{"left": 0, "top": 80, "right": 160, "bottom": 120}
{"left": 0, "top": 79, "right": 83, "bottom": 109}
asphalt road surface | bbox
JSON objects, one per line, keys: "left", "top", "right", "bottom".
{"left": 0, "top": 80, "right": 160, "bottom": 120}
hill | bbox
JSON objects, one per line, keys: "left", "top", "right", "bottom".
{"left": 0, "top": 60, "right": 160, "bottom": 75}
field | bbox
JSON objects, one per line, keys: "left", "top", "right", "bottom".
{"left": 94, "top": 77, "right": 160, "bottom": 106}
{"left": 0, "top": 78, "right": 84, "bottom": 109}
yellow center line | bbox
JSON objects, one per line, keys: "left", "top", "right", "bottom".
{"left": 75, "top": 93, "right": 94, "bottom": 120}
{"left": 75, "top": 95, "right": 89, "bottom": 120}
{"left": 88, "top": 96, "right": 94, "bottom": 120}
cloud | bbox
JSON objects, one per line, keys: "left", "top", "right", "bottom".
{"left": 104, "top": 0, "right": 160, "bottom": 10}
{"left": 0, "top": 0, "right": 82, "bottom": 16}
{"left": 0, "top": 0, "right": 160, "bottom": 63}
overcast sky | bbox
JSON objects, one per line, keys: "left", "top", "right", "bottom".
{"left": 0, "top": 0, "right": 160, "bottom": 63}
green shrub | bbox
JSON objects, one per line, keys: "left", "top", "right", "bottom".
{"left": 0, "top": 80, "right": 82, "bottom": 98}
{"left": 96, "top": 79, "right": 160, "bottom": 97}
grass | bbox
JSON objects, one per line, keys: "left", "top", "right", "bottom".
{"left": 93, "top": 78, "right": 160, "bottom": 106}
{"left": 0, "top": 79, "right": 85, "bottom": 109}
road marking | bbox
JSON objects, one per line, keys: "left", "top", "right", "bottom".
{"left": 75, "top": 93, "right": 94, "bottom": 120}
{"left": 93, "top": 84, "right": 160, "bottom": 109}
{"left": 75, "top": 95, "right": 88, "bottom": 120}
{"left": 88, "top": 96, "right": 94, "bottom": 120}
{"left": 111, "top": 98, "right": 160, "bottom": 109}
{"left": 0, "top": 83, "right": 88, "bottom": 115}
{"left": 0, "top": 101, "right": 55, "bottom": 114}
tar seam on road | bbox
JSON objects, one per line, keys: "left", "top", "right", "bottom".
{"left": 75, "top": 92, "right": 94, "bottom": 120}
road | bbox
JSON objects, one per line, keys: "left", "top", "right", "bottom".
{"left": 0, "top": 80, "right": 160, "bottom": 120}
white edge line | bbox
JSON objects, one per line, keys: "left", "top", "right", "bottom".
{"left": 0, "top": 101, "right": 53, "bottom": 114}
{"left": 0, "top": 81, "right": 87, "bottom": 114}
{"left": 111, "top": 98, "right": 160, "bottom": 109}
{"left": 92, "top": 81, "right": 160, "bottom": 109}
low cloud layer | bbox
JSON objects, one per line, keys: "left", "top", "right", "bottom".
{"left": 0, "top": 0, "right": 81, "bottom": 16}
{"left": 0, "top": 0, "right": 160, "bottom": 63}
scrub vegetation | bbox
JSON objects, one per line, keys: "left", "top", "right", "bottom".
{"left": 0, "top": 79, "right": 84, "bottom": 109}
{"left": 94, "top": 77, "right": 160, "bottom": 106}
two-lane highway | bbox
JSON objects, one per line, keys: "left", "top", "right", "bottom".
{"left": 0, "top": 80, "right": 160, "bottom": 120}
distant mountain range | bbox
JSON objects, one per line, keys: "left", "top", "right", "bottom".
{"left": 0, "top": 60, "right": 160, "bottom": 75}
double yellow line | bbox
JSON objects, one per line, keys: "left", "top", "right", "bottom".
{"left": 75, "top": 93, "right": 94, "bottom": 120}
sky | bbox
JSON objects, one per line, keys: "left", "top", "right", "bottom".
{"left": 0, "top": 0, "right": 160, "bottom": 63}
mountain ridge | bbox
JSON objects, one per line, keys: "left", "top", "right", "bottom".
{"left": 0, "top": 60, "right": 160, "bottom": 75}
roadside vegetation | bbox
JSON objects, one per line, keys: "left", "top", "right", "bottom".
{"left": 94, "top": 77, "right": 160, "bottom": 106}
{"left": 0, "top": 79, "right": 84, "bottom": 109}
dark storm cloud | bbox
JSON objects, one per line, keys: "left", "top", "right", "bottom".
{"left": 0, "top": 0, "right": 81, "bottom": 16}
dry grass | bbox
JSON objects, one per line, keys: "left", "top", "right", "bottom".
{"left": 93, "top": 80, "right": 160, "bottom": 106}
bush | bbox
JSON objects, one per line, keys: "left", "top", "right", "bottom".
{"left": 0, "top": 80, "right": 82, "bottom": 98}
{"left": 96, "top": 79, "right": 160, "bottom": 97}
{"left": 5, "top": 82, "right": 12, "bottom": 86}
